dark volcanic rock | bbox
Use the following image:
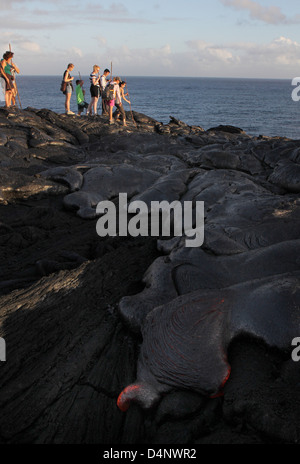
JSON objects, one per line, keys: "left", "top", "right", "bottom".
{"left": 269, "top": 159, "right": 300, "bottom": 193}
{"left": 0, "top": 106, "right": 299, "bottom": 445}
{"left": 207, "top": 124, "right": 245, "bottom": 134}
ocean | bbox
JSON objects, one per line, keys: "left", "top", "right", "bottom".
{"left": 6, "top": 75, "right": 300, "bottom": 140}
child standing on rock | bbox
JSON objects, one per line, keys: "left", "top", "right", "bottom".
{"left": 108, "top": 76, "right": 121, "bottom": 125}
{"left": 114, "top": 81, "right": 130, "bottom": 126}
{"left": 76, "top": 80, "right": 89, "bottom": 116}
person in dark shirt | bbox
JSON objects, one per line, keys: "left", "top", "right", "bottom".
{"left": 63, "top": 63, "right": 75, "bottom": 114}
{"left": 87, "top": 65, "right": 101, "bottom": 116}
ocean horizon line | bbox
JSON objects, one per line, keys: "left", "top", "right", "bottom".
{"left": 16, "top": 75, "right": 292, "bottom": 81}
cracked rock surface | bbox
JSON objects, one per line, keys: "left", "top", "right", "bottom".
{"left": 0, "top": 107, "right": 299, "bottom": 444}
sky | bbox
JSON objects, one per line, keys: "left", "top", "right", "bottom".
{"left": 1, "top": 0, "right": 300, "bottom": 78}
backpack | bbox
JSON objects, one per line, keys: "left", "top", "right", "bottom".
{"left": 60, "top": 70, "right": 69, "bottom": 93}
{"left": 60, "top": 81, "right": 67, "bottom": 93}
{"left": 102, "top": 83, "right": 115, "bottom": 100}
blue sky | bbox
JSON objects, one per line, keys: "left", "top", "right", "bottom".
{"left": 1, "top": 0, "right": 300, "bottom": 78}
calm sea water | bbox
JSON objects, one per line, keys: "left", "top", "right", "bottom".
{"left": 7, "top": 75, "right": 300, "bottom": 139}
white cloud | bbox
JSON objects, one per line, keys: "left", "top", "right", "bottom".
{"left": 267, "top": 36, "right": 300, "bottom": 65}
{"left": 236, "top": 36, "right": 300, "bottom": 66}
{"left": 20, "top": 41, "right": 41, "bottom": 53}
{"left": 187, "top": 40, "right": 236, "bottom": 64}
{"left": 95, "top": 36, "right": 107, "bottom": 47}
{"left": 0, "top": 33, "right": 41, "bottom": 54}
{"left": 70, "top": 47, "right": 83, "bottom": 58}
{"left": 220, "top": 0, "right": 300, "bottom": 24}
{"left": 105, "top": 44, "right": 175, "bottom": 73}
{"left": 184, "top": 35, "right": 300, "bottom": 77}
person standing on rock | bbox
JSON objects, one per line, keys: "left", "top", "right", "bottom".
{"left": 63, "top": 63, "right": 75, "bottom": 115}
{"left": 87, "top": 65, "right": 101, "bottom": 116}
{"left": 0, "top": 52, "right": 14, "bottom": 108}
{"left": 76, "top": 80, "right": 89, "bottom": 116}
{"left": 4, "top": 51, "right": 20, "bottom": 107}
{"left": 108, "top": 76, "right": 121, "bottom": 124}
{"left": 100, "top": 68, "right": 110, "bottom": 116}
{"left": 114, "top": 80, "right": 130, "bottom": 126}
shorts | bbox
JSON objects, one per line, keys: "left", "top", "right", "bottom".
{"left": 78, "top": 102, "right": 89, "bottom": 111}
{"left": 108, "top": 99, "right": 115, "bottom": 107}
{"left": 90, "top": 84, "right": 100, "bottom": 98}
{"left": 66, "top": 84, "right": 73, "bottom": 94}
{"left": 1, "top": 75, "right": 13, "bottom": 91}
{"left": 115, "top": 102, "right": 125, "bottom": 118}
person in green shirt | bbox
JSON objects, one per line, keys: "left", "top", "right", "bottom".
{"left": 76, "top": 80, "right": 89, "bottom": 116}
{"left": 0, "top": 52, "right": 14, "bottom": 107}
{"left": 4, "top": 51, "right": 20, "bottom": 107}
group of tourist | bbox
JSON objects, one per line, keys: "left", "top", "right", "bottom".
{"left": 1, "top": 54, "right": 131, "bottom": 126}
{"left": 62, "top": 63, "right": 131, "bottom": 126}
{"left": 0, "top": 50, "right": 20, "bottom": 108}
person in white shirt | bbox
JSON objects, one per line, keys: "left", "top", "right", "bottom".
{"left": 114, "top": 81, "right": 130, "bottom": 126}
{"left": 87, "top": 65, "right": 101, "bottom": 115}
{"left": 108, "top": 76, "right": 121, "bottom": 124}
